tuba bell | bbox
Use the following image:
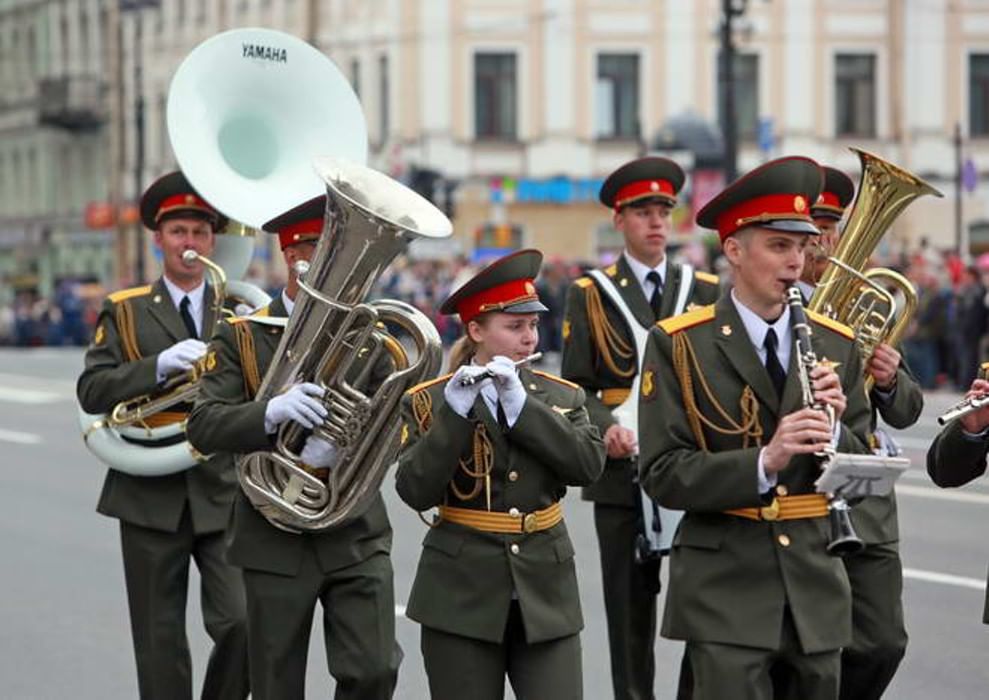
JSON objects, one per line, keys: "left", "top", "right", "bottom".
{"left": 237, "top": 157, "right": 452, "bottom": 532}
{"left": 809, "top": 148, "right": 942, "bottom": 390}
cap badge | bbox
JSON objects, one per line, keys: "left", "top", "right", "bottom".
{"left": 524, "top": 281, "right": 536, "bottom": 295}
{"left": 650, "top": 181, "right": 660, "bottom": 192}
{"left": 794, "top": 195, "right": 806, "bottom": 213}
{"left": 184, "top": 195, "right": 195, "bottom": 205}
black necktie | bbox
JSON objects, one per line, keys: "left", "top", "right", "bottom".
{"left": 646, "top": 270, "right": 664, "bottom": 320}
{"left": 179, "top": 296, "right": 198, "bottom": 340}
{"left": 764, "top": 328, "right": 786, "bottom": 398}
{"left": 496, "top": 399, "right": 509, "bottom": 432}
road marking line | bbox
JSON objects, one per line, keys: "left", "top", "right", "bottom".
{"left": 0, "top": 386, "right": 66, "bottom": 404}
{"left": 903, "top": 568, "right": 986, "bottom": 591}
{"left": 894, "top": 436, "right": 934, "bottom": 451}
{"left": 896, "top": 483, "right": 989, "bottom": 505}
{"left": 0, "top": 428, "right": 42, "bottom": 445}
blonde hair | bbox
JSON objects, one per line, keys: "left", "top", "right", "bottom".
{"left": 446, "top": 313, "right": 491, "bottom": 371}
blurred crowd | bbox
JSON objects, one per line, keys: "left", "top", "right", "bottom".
{"left": 6, "top": 238, "right": 989, "bottom": 394}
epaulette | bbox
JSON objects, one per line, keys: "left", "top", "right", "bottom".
{"left": 657, "top": 304, "right": 715, "bottom": 335}
{"left": 405, "top": 372, "right": 454, "bottom": 396}
{"left": 694, "top": 270, "right": 719, "bottom": 285}
{"left": 806, "top": 309, "right": 854, "bottom": 340}
{"left": 531, "top": 369, "right": 581, "bottom": 390}
{"left": 108, "top": 285, "right": 153, "bottom": 304}
{"left": 575, "top": 277, "right": 594, "bottom": 289}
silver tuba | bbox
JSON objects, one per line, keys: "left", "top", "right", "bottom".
{"left": 238, "top": 157, "right": 451, "bottom": 532}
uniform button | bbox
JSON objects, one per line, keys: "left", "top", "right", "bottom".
{"left": 529, "top": 383, "right": 538, "bottom": 390}
{"left": 510, "top": 543, "right": 520, "bottom": 554}
{"left": 508, "top": 507, "right": 520, "bottom": 517}
{"left": 778, "top": 534, "right": 791, "bottom": 547}
{"left": 508, "top": 471, "right": 519, "bottom": 482}
{"left": 776, "top": 485, "right": 789, "bottom": 497}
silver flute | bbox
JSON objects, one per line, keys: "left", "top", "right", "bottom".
{"left": 937, "top": 394, "right": 989, "bottom": 425}
{"left": 459, "top": 353, "right": 543, "bottom": 386}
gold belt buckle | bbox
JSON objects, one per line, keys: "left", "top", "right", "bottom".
{"left": 522, "top": 513, "right": 538, "bottom": 533}
{"left": 759, "top": 498, "right": 781, "bottom": 521}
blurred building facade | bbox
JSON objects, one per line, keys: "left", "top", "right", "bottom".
{"left": 3, "top": 0, "right": 989, "bottom": 297}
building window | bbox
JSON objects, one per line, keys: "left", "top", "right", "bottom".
{"left": 474, "top": 52, "right": 517, "bottom": 140}
{"left": 834, "top": 53, "right": 876, "bottom": 138}
{"left": 970, "top": 55, "right": 989, "bottom": 137}
{"left": 717, "top": 52, "right": 759, "bottom": 142}
{"left": 350, "top": 58, "right": 360, "bottom": 99}
{"left": 595, "top": 53, "right": 639, "bottom": 140}
{"left": 379, "top": 54, "right": 389, "bottom": 141}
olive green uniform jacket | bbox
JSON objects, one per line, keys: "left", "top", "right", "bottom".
{"left": 186, "top": 295, "right": 392, "bottom": 576}
{"left": 926, "top": 419, "right": 989, "bottom": 623}
{"left": 77, "top": 279, "right": 236, "bottom": 534}
{"left": 637, "top": 295, "right": 873, "bottom": 653}
{"left": 395, "top": 369, "right": 606, "bottom": 643}
{"left": 560, "top": 255, "right": 720, "bottom": 505}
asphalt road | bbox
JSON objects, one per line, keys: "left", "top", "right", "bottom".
{"left": 0, "top": 348, "right": 987, "bottom": 699}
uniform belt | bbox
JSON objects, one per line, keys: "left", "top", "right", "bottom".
{"left": 438, "top": 502, "right": 563, "bottom": 534}
{"left": 599, "top": 388, "right": 631, "bottom": 407}
{"left": 139, "top": 411, "right": 188, "bottom": 428}
{"left": 724, "top": 494, "right": 829, "bottom": 521}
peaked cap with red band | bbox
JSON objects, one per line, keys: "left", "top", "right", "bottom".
{"left": 811, "top": 166, "right": 855, "bottom": 221}
{"left": 599, "top": 157, "right": 685, "bottom": 211}
{"left": 140, "top": 171, "right": 228, "bottom": 231}
{"left": 440, "top": 249, "right": 548, "bottom": 324}
{"left": 696, "top": 156, "right": 824, "bottom": 243}
{"left": 263, "top": 195, "right": 326, "bottom": 250}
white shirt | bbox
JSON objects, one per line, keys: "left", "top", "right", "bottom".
{"left": 730, "top": 290, "right": 791, "bottom": 493}
{"left": 622, "top": 251, "right": 668, "bottom": 302}
{"left": 282, "top": 289, "right": 295, "bottom": 316}
{"left": 161, "top": 275, "right": 206, "bottom": 338}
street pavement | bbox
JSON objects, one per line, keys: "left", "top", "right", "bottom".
{"left": 0, "top": 347, "right": 987, "bottom": 699}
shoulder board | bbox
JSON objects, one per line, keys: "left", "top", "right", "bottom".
{"left": 657, "top": 304, "right": 716, "bottom": 335}
{"left": 405, "top": 372, "right": 454, "bottom": 396}
{"left": 806, "top": 310, "right": 854, "bottom": 340}
{"left": 575, "top": 277, "right": 594, "bottom": 289}
{"left": 531, "top": 369, "right": 581, "bottom": 390}
{"left": 108, "top": 285, "right": 153, "bottom": 304}
{"left": 604, "top": 263, "right": 618, "bottom": 277}
{"left": 694, "top": 270, "right": 719, "bottom": 285}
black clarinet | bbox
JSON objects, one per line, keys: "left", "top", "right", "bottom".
{"left": 785, "top": 286, "right": 864, "bottom": 557}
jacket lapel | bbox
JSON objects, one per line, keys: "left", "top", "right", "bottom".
{"left": 713, "top": 295, "right": 781, "bottom": 414}
{"left": 146, "top": 278, "right": 190, "bottom": 342}
{"left": 612, "top": 255, "right": 655, "bottom": 328}
{"left": 659, "top": 262, "right": 684, "bottom": 319}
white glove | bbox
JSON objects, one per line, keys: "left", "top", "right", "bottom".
{"left": 444, "top": 365, "right": 488, "bottom": 418}
{"left": 156, "top": 339, "right": 207, "bottom": 380}
{"left": 299, "top": 435, "right": 339, "bottom": 469}
{"left": 486, "top": 355, "right": 527, "bottom": 422}
{"left": 264, "top": 382, "right": 327, "bottom": 433}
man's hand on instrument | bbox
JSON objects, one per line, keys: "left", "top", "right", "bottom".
{"left": 603, "top": 424, "right": 637, "bottom": 459}
{"left": 486, "top": 355, "right": 527, "bottom": 415}
{"left": 810, "top": 363, "right": 847, "bottom": 421}
{"left": 960, "top": 378, "right": 989, "bottom": 434}
{"left": 866, "top": 343, "right": 900, "bottom": 391}
{"left": 264, "top": 382, "right": 327, "bottom": 433}
{"left": 444, "top": 365, "right": 487, "bottom": 418}
{"left": 299, "top": 435, "right": 339, "bottom": 470}
{"left": 156, "top": 338, "right": 207, "bottom": 379}
{"left": 762, "top": 407, "right": 834, "bottom": 475}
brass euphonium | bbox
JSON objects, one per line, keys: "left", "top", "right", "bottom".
{"left": 237, "top": 157, "right": 451, "bottom": 533}
{"left": 809, "top": 148, "right": 942, "bottom": 391}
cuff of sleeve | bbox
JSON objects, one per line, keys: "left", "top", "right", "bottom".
{"left": 961, "top": 425, "right": 989, "bottom": 442}
{"left": 757, "top": 447, "right": 779, "bottom": 494}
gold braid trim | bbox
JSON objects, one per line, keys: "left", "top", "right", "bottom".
{"left": 672, "top": 333, "right": 763, "bottom": 451}
{"left": 234, "top": 322, "right": 261, "bottom": 399}
{"left": 584, "top": 282, "right": 635, "bottom": 378}
{"left": 115, "top": 300, "right": 142, "bottom": 362}
{"left": 411, "top": 390, "right": 433, "bottom": 433}
{"left": 449, "top": 424, "right": 494, "bottom": 509}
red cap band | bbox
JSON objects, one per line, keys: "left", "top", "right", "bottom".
{"left": 715, "top": 193, "right": 813, "bottom": 241}
{"left": 277, "top": 218, "right": 323, "bottom": 250}
{"left": 614, "top": 179, "right": 676, "bottom": 211}
{"left": 812, "top": 191, "right": 844, "bottom": 215}
{"left": 156, "top": 193, "right": 217, "bottom": 223}
{"left": 457, "top": 278, "right": 539, "bottom": 324}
